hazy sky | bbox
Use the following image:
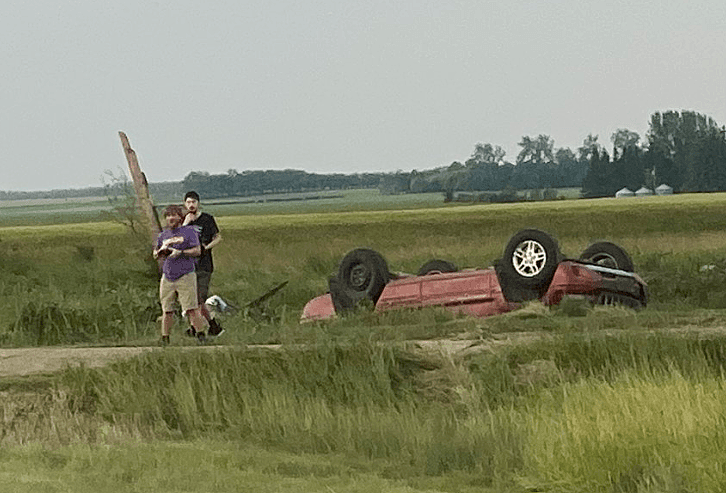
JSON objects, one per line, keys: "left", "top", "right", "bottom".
{"left": 2, "top": 0, "right": 725, "bottom": 192}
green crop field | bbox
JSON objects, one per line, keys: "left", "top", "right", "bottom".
{"left": 3, "top": 191, "right": 726, "bottom": 492}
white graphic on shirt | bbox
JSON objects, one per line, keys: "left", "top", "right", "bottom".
{"left": 161, "top": 236, "right": 185, "bottom": 249}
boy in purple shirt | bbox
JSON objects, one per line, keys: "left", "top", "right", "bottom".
{"left": 153, "top": 204, "right": 209, "bottom": 344}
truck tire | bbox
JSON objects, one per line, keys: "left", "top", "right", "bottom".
{"left": 579, "top": 241, "right": 634, "bottom": 272}
{"left": 330, "top": 248, "right": 390, "bottom": 313}
{"left": 501, "top": 229, "right": 561, "bottom": 290}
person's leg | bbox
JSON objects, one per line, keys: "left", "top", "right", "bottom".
{"left": 161, "top": 312, "right": 175, "bottom": 337}
{"left": 187, "top": 271, "right": 208, "bottom": 336}
{"left": 192, "top": 271, "right": 224, "bottom": 336}
{"left": 159, "top": 276, "right": 177, "bottom": 342}
{"left": 197, "top": 270, "right": 211, "bottom": 318}
{"left": 188, "top": 308, "right": 208, "bottom": 333}
{"left": 178, "top": 272, "right": 208, "bottom": 341}
{"left": 207, "top": 312, "right": 224, "bottom": 336}
{"left": 196, "top": 270, "right": 224, "bottom": 336}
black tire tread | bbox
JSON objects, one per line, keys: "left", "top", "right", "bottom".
{"left": 417, "top": 259, "right": 458, "bottom": 276}
{"left": 330, "top": 248, "right": 390, "bottom": 314}
{"left": 579, "top": 241, "right": 634, "bottom": 272}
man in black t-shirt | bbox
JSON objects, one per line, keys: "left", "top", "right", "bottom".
{"left": 183, "top": 191, "right": 224, "bottom": 336}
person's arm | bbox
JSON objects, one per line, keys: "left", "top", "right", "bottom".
{"left": 203, "top": 216, "right": 222, "bottom": 250}
{"left": 153, "top": 236, "right": 165, "bottom": 259}
{"left": 203, "top": 233, "right": 222, "bottom": 251}
{"left": 169, "top": 245, "right": 202, "bottom": 258}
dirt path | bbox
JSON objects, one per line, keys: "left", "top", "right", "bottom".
{"left": 0, "top": 346, "right": 161, "bottom": 378}
{"left": 0, "top": 336, "right": 540, "bottom": 379}
{"left": 0, "top": 343, "right": 472, "bottom": 378}
{"left": 4, "top": 326, "right": 717, "bottom": 379}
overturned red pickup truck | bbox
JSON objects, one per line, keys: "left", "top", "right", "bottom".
{"left": 301, "top": 229, "right": 648, "bottom": 322}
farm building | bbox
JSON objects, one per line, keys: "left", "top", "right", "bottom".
{"left": 615, "top": 187, "right": 634, "bottom": 198}
{"left": 635, "top": 187, "right": 654, "bottom": 197}
{"left": 655, "top": 184, "right": 673, "bottom": 195}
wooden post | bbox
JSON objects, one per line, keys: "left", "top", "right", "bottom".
{"left": 118, "top": 131, "right": 162, "bottom": 243}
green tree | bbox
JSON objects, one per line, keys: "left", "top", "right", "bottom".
{"left": 581, "top": 149, "right": 613, "bottom": 197}
{"left": 577, "top": 134, "right": 601, "bottom": 163}
{"left": 611, "top": 129, "right": 640, "bottom": 159}
{"left": 512, "top": 135, "right": 555, "bottom": 190}
{"left": 516, "top": 135, "right": 555, "bottom": 166}
{"left": 612, "top": 145, "right": 644, "bottom": 191}
{"left": 554, "top": 147, "right": 588, "bottom": 187}
{"left": 464, "top": 143, "right": 506, "bottom": 191}
{"left": 646, "top": 110, "right": 726, "bottom": 191}
{"left": 467, "top": 143, "right": 506, "bottom": 167}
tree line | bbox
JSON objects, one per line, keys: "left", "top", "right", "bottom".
{"left": 181, "top": 169, "right": 382, "bottom": 197}
{"left": 582, "top": 111, "right": 726, "bottom": 196}
{"left": 0, "top": 181, "right": 182, "bottom": 202}
{"left": 3, "top": 110, "right": 723, "bottom": 201}
{"left": 179, "top": 110, "right": 725, "bottom": 200}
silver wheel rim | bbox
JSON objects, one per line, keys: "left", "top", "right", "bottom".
{"left": 349, "top": 264, "right": 370, "bottom": 290}
{"left": 512, "top": 240, "right": 547, "bottom": 277}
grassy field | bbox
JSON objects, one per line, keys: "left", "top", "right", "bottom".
{"left": 3, "top": 190, "right": 726, "bottom": 491}
{"left": 0, "top": 189, "right": 445, "bottom": 226}
{"left": 0, "top": 187, "right": 584, "bottom": 226}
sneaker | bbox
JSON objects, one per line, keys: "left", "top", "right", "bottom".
{"left": 185, "top": 327, "right": 196, "bottom": 338}
{"left": 196, "top": 331, "right": 207, "bottom": 345}
{"left": 160, "top": 335, "right": 170, "bottom": 346}
{"left": 208, "top": 319, "right": 224, "bottom": 337}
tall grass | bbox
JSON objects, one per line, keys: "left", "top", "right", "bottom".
{"left": 523, "top": 371, "right": 726, "bottom": 491}
{"left": 4, "top": 192, "right": 726, "bottom": 345}
{"left": 0, "top": 223, "right": 160, "bottom": 345}
{"left": 2, "top": 333, "right": 725, "bottom": 490}
{"left": 6, "top": 192, "right": 726, "bottom": 490}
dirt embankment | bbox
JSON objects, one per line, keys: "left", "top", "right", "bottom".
{"left": 0, "top": 346, "right": 159, "bottom": 378}
{"left": 0, "top": 336, "right": 541, "bottom": 379}
{"left": 7, "top": 326, "right": 718, "bottom": 379}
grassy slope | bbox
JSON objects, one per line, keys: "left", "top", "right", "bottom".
{"left": 4, "top": 191, "right": 726, "bottom": 491}
{"left": 6, "top": 191, "right": 726, "bottom": 345}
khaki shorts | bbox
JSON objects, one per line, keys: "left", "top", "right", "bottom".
{"left": 160, "top": 272, "right": 199, "bottom": 313}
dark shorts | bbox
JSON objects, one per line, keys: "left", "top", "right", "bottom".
{"left": 196, "top": 270, "right": 212, "bottom": 302}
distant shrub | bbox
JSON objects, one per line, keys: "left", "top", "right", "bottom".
{"left": 542, "top": 188, "right": 558, "bottom": 200}
{"left": 528, "top": 189, "right": 542, "bottom": 201}
{"left": 490, "top": 188, "right": 520, "bottom": 203}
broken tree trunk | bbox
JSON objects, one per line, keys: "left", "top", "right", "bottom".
{"left": 118, "top": 131, "right": 162, "bottom": 243}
